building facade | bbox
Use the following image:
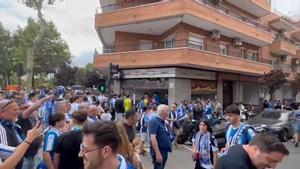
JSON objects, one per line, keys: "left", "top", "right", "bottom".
{"left": 94, "top": 0, "right": 300, "bottom": 107}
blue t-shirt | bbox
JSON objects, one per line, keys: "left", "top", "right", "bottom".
{"left": 43, "top": 127, "right": 61, "bottom": 159}
{"left": 140, "top": 112, "right": 149, "bottom": 133}
{"left": 226, "top": 124, "right": 255, "bottom": 148}
{"left": 148, "top": 115, "right": 172, "bottom": 155}
{"left": 149, "top": 115, "right": 172, "bottom": 155}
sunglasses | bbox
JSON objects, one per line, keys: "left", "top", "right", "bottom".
{"left": 0, "top": 100, "right": 14, "bottom": 111}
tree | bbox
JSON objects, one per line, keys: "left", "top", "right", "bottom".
{"left": 13, "top": 18, "right": 71, "bottom": 86}
{"left": 54, "top": 63, "right": 78, "bottom": 86}
{"left": 290, "top": 73, "right": 300, "bottom": 97}
{"left": 20, "top": 0, "right": 62, "bottom": 92}
{"left": 259, "top": 69, "right": 289, "bottom": 100}
{"left": 80, "top": 69, "right": 103, "bottom": 88}
{"left": 0, "top": 23, "right": 14, "bottom": 88}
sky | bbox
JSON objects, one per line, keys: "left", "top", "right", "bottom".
{"left": 0, "top": 0, "right": 300, "bottom": 67}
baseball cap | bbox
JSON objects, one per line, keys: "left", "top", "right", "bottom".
{"left": 0, "top": 99, "right": 14, "bottom": 111}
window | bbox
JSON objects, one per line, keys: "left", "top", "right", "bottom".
{"left": 240, "top": 48, "right": 246, "bottom": 58}
{"left": 163, "top": 34, "right": 176, "bottom": 48}
{"left": 248, "top": 53, "right": 258, "bottom": 61}
{"left": 188, "top": 34, "right": 204, "bottom": 50}
{"left": 138, "top": 40, "right": 153, "bottom": 50}
{"left": 246, "top": 50, "right": 258, "bottom": 61}
{"left": 220, "top": 44, "right": 228, "bottom": 55}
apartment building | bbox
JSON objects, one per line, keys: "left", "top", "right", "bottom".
{"left": 94, "top": 0, "right": 300, "bottom": 107}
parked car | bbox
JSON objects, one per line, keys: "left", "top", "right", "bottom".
{"left": 247, "top": 109, "right": 294, "bottom": 142}
{"left": 176, "top": 118, "right": 228, "bottom": 150}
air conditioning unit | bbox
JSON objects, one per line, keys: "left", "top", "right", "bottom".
{"left": 281, "top": 55, "right": 288, "bottom": 61}
{"left": 233, "top": 38, "right": 242, "bottom": 47}
{"left": 210, "top": 29, "right": 220, "bottom": 40}
{"left": 278, "top": 29, "right": 286, "bottom": 36}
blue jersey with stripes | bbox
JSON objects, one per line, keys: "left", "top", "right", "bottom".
{"left": 43, "top": 127, "right": 61, "bottom": 159}
{"left": 226, "top": 123, "right": 256, "bottom": 147}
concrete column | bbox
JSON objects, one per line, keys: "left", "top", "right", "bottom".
{"left": 233, "top": 81, "right": 243, "bottom": 103}
{"left": 168, "top": 78, "right": 191, "bottom": 106}
{"left": 112, "top": 80, "right": 121, "bottom": 95}
{"left": 274, "top": 88, "right": 283, "bottom": 101}
{"left": 296, "top": 92, "right": 300, "bottom": 102}
{"left": 217, "top": 80, "right": 223, "bottom": 105}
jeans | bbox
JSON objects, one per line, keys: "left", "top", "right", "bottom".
{"left": 151, "top": 151, "right": 168, "bottom": 169}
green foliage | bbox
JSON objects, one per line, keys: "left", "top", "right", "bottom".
{"left": 0, "top": 23, "right": 14, "bottom": 87}
{"left": 0, "top": 18, "right": 71, "bottom": 87}
{"left": 54, "top": 63, "right": 78, "bottom": 86}
{"left": 13, "top": 18, "right": 71, "bottom": 75}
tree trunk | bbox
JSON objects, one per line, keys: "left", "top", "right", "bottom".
{"left": 270, "top": 92, "right": 274, "bottom": 101}
{"left": 4, "top": 72, "right": 8, "bottom": 89}
{"left": 26, "top": 0, "right": 47, "bottom": 93}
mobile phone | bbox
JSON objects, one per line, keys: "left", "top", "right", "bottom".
{"left": 37, "top": 109, "right": 44, "bottom": 121}
{"left": 36, "top": 120, "right": 42, "bottom": 128}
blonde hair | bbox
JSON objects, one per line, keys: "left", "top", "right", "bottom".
{"left": 116, "top": 123, "right": 141, "bottom": 169}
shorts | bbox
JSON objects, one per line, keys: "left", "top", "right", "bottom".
{"left": 294, "top": 124, "right": 300, "bottom": 133}
{"left": 140, "top": 132, "right": 149, "bottom": 142}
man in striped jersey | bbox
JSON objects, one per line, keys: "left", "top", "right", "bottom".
{"left": 0, "top": 99, "right": 28, "bottom": 169}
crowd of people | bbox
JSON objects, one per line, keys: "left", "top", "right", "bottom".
{"left": 0, "top": 88, "right": 295, "bottom": 169}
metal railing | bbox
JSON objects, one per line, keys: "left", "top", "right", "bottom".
{"left": 274, "top": 35, "right": 300, "bottom": 47}
{"left": 98, "top": 0, "right": 164, "bottom": 13}
{"left": 195, "top": 0, "right": 271, "bottom": 32}
{"left": 95, "top": 39, "right": 272, "bottom": 65}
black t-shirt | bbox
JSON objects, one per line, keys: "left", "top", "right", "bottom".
{"left": 216, "top": 145, "right": 257, "bottom": 169}
{"left": 55, "top": 130, "right": 83, "bottom": 169}
{"left": 16, "top": 114, "right": 34, "bottom": 135}
{"left": 16, "top": 114, "right": 41, "bottom": 157}
{"left": 193, "top": 106, "right": 204, "bottom": 121}
{"left": 115, "top": 99, "right": 124, "bottom": 113}
{"left": 119, "top": 120, "right": 135, "bottom": 143}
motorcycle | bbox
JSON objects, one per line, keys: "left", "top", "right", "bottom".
{"left": 176, "top": 117, "right": 227, "bottom": 149}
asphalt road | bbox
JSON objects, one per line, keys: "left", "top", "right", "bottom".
{"left": 141, "top": 142, "right": 300, "bottom": 169}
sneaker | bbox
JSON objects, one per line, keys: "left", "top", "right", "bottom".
{"left": 295, "top": 142, "right": 299, "bottom": 147}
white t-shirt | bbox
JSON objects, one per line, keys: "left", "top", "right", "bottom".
{"left": 70, "top": 102, "right": 79, "bottom": 114}
{"left": 101, "top": 113, "right": 112, "bottom": 121}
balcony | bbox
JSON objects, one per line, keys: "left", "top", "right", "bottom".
{"left": 291, "top": 30, "right": 300, "bottom": 41}
{"left": 195, "top": 0, "right": 270, "bottom": 32}
{"left": 225, "top": 0, "right": 271, "bottom": 17}
{"left": 95, "top": 0, "right": 273, "bottom": 46}
{"left": 270, "top": 37, "right": 299, "bottom": 56}
{"left": 94, "top": 40, "right": 272, "bottom": 75}
{"left": 97, "top": 0, "right": 164, "bottom": 13}
{"left": 269, "top": 17, "right": 295, "bottom": 32}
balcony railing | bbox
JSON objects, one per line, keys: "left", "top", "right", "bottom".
{"left": 97, "top": 0, "right": 164, "bottom": 13}
{"left": 195, "top": 0, "right": 271, "bottom": 32}
{"left": 94, "top": 39, "right": 272, "bottom": 65}
{"left": 274, "top": 35, "right": 300, "bottom": 47}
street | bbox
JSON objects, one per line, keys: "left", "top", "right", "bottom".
{"left": 141, "top": 142, "right": 300, "bottom": 169}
